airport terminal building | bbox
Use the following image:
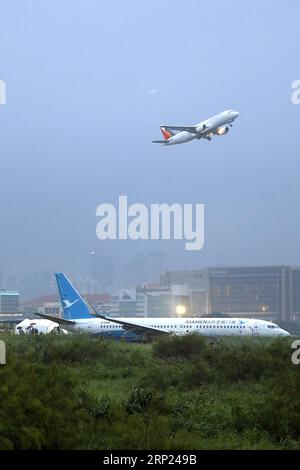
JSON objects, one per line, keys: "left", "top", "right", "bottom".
{"left": 161, "top": 266, "right": 300, "bottom": 323}
{"left": 208, "top": 266, "right": 300, "bottom": 322}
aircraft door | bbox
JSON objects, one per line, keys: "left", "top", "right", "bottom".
{"left": 251, "top": 323, "right": 259, "bottom": 336}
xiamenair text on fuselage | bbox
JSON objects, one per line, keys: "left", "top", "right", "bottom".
{"left": 152, "top": 109, "right": 239, "bottom": 146}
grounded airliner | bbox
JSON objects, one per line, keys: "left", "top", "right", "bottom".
{"left": 152, "top": 109, "right": 239, "bottom": 145}
{"left": 37, "top": 273, "right": 290, "bottom": 341}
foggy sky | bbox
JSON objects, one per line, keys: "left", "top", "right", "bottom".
{"left": 0, "top": 0, "right": 300, "bottom": 282}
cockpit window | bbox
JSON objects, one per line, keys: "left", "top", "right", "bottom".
{"left": 267, "top": 325, "right": 276, "bottom": 329}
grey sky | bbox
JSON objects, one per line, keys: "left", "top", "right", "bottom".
{"left": 0, "top": 0, "right": 300, "bottom": 281}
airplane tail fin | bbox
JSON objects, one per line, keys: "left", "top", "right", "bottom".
{"left": 55, "top": 273, "right": 92, "bottom": 320}
{"left": 160, "top": 126, "right": 174, "bottom": 140}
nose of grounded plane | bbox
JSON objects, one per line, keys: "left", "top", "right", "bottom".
{"left": 279, "top": 329, "right": 291, "bottom": 337}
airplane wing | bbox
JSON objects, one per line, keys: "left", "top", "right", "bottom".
{"left": 85, "top": 299, "right": 168, "bottom": 337}
{"left": 91, "top": 310, "right": 169, "bottom": 337}
{"left": 161, "top": 125, "right": 198, "bottom": 133}
{"left": 36, "top": 312, "right": 75, "bottom": 326}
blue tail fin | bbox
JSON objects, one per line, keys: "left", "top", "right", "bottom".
{"left": 55, "top": 273, "right": 92, "bottom": 319}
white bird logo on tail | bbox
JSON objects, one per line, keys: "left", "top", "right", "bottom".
{"left": 63, "top": 299, "right": 79, "bottom": 308}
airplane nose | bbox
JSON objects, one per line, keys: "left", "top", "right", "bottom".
{"left": 280, "top": 329, "right": 291, "bottom": 337}
{"left": 234, "top": 111, "right": 239, "bottom": 118}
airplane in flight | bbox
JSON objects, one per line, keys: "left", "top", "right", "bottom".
{"left": 152, "top": 109, "right": 239, "bottom": 146}
{"left": 36, "top": 273, "right": 290, "bottom": 341}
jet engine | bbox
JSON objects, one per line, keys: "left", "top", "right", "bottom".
{"left": 215, "top": 126, "right": 229, "bottom": 135}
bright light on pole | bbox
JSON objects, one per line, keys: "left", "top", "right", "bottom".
{"left": 176, "top": 304, "right": 187, "bottom": 316}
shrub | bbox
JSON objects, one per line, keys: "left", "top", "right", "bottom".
{"left": 152, "top": 333, "right": 208, "bottom": 361}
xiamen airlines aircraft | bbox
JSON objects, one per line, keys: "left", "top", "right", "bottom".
{"left": 152, "top": 109, "right": 239, "bottom": 145}
{"left": 37, "top": 273, "right": 290, "bottom": 341}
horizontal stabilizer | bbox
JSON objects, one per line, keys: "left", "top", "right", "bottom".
{"left": 152, "top": 140, "right": 168, "bottom": 144}
{"left": 161, "top": 125, "right": 197, "bottom": 133}
{"left": 36, "top": 312, "right": 75, "bottom": 326}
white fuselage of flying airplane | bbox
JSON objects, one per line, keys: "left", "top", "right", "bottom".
{"left": 57, "top": 316, "right": 290, "bottom": 340}
{"left": 152, "top": 109, "right": 239, "bottom": 145}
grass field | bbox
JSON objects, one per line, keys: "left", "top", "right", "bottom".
{"left": 0, "top": 333, "right": 299, "bottom": 450}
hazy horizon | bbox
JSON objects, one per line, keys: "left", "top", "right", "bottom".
{"left": 1, "top": 0, "right": 300, "bottom": 292}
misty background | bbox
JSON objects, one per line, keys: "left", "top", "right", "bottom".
{"left": 0, "top": 0, "right": 299, "bottom": 299}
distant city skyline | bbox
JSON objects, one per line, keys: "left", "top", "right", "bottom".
{"left": 0, "top": 248, "right": 171, "bottom": 300}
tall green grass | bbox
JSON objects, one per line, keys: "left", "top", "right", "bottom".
{"left": 0, "top": 333, "right": 299, "bottom": 449}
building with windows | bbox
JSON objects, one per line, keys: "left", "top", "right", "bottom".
{"left": 0, "top": 290, "right": 19, "bottom": 313}
{"left": 118, "top": 291, "right": 136, "bottom": 317}
{"left": 0, "top": 290, "right": 22, "bottom": 327}
{"left": 136, "top": 284, "right": 171, "bottom": 317}
{"left": 208, "top": 266, "right": 300, "bottom": 322}
{"left": 160, "top": 266, "right": 300, "bottom": 322}
{"left": 291, "top": 267, "right": 300, "bottom": 322}
{"left": 160, "top": 270, "right": 210, "bottom": 316}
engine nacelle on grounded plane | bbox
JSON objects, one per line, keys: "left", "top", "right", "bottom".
{"left": 215, "top": 125, "right": 229, "bottom": 135}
